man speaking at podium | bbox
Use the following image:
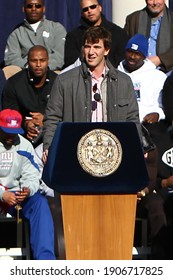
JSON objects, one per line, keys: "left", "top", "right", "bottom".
{"left": 42, "top": 26, "right": 141, "bottom": 162}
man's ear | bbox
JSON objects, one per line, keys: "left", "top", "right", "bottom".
{"left": 104, "top": 48, "right": 110, "bottom": 57}
{"left": 98, "top": 4, "right": 102, "bottom": 13}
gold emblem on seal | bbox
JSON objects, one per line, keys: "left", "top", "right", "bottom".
{"left": 77, "top": 129, "right": 122, "bottom": 177}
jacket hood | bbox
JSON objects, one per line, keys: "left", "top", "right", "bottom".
{"left": 118, "top": 59, "right": 156, "bottom": 74}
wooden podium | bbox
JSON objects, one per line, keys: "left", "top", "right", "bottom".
{"left": 43, "top": 122, "right": 148, "bottom": 260}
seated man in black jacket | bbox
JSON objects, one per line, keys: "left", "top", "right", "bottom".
{"left": 2, "top": 45, "right": 57, "bottom": 146}
{"left": 63, "top": 0, "right": 128, "bottom": 69}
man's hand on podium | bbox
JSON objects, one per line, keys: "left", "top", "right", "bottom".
{"left": 137, "top": 187, "right": 149, "bottom": 202}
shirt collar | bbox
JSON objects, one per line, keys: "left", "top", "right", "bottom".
{"left": 89, "top": 67, "right": 106, "bottom": 80}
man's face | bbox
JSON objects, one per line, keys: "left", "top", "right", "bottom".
{"left": 83, "top": 39, "right": 109, "bottom": 70}
{"left": 28, "top": 49, "right": 48, "bottom": 78}
{"left": 23, "top": 0, "right": 45, "bottom": 23}
{"left": 0, "top": 130, "right": 18, "bottom": 148}
{"left": 81, "top": 0, "right": 102, "bottom": 25}
{"left": 146, "top": 0, "right": 165, "bottom": 17}
{"left": 124, "top": 50, "right": 145, "bottom": 72}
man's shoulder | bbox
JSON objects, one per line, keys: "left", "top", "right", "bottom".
{"left": 43, "top": 19, "right": 66, "bottom": 30}
{"left": 18, "top": 134, "right": 29, "bottom": 143}
{"left": 10, "top": 19, "right": 66, "bottom": 33}
{"left": 126, "top": 9, "right": 142, "bottom": 20}
{"left": 101, "top": 15, "right": 127, "bottom": 40}
{"left": 102, "top": 17, "right": 124, "bottom": 32}
{"left": 153, "top": 69, "right": 167, "bottom": 80}
{"left": 8, "top": 21, "right": 26, "bottom": 35}
{"left": 0, "top": 135, "right": 32, "bottom": 153}
{"left": 59, "top": 66, "right": 81, "bottom": 80}
{"left": 14, "top": 134, "right": 33, "bottom": 150}
{"left": 164, "top": 72, "right": 173, "bottom": 85}
{"left": 143, "top": 60, "right": 167, "bottom": 79}
{"left": 108, "top": 62, "right": 132, "bottom": 83}
{"left": 66, "top": 25, "right": 85, "bottom": 38}
{"left": 116, "top": 69, "right": 132, "bottom": 82}
{"left": 7, "top": 69, "right": 27, "bottom": 83}
{"left": 165, "top": 7, "right": 173, "bottom": 22}
{"left": 48, "top": 69, "right": 58, "bottom": 80}
{"left": 142, "top": 69, "right": 167, "bottom": 85}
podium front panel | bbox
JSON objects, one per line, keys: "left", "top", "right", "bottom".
{"left": 43, "top": 122, "right": 148, "bottom": 194}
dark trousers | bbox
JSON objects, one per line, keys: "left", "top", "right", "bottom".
{"left": 137, "top": 190, "right": 173, "bottom": 259}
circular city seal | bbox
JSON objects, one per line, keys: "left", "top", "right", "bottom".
{"left": 77, "top": 129, "right": 122, "bottom": 177}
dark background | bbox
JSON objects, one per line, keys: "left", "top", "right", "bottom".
{"left": 0, "top": 0, "right": 111, "bottom": 67}
{"left": 0, "top": 1, "right": 172, "bottom": 67}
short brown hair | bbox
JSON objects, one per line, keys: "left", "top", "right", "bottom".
{"left": 82, "top": 26, "right": 112, "bottom": 50}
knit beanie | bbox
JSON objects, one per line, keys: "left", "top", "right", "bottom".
{"left": 125, "top": 34, "right": 148, "bottom": 58}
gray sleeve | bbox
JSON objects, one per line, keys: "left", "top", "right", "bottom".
{"left": 126, "top": 77, "right": 142, "bottom": 142}
{"left": 43, "top": 76, "right": 63, "bottom": 150}
{"left": 19, "top": 143, "right": 40, "bottom": 196}
{"left": 46, "top": 22, "right": 67, "bottom": 70}
{"left": 34, "top": 143, "right": 54, "bottom": 197}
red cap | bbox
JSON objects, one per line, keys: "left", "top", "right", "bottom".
{"left": 0, "top": 109, "right": 24, "bottom": 134}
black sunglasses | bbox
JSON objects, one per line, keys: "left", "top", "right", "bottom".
{"left": 82, "top": 4, "right": 98, "bottom": 13}
{"left": 25, "top": 4, "right": 43, "bottom": 9}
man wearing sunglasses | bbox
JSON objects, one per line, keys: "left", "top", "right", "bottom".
{"left": 4, "top": 0, "right": 66, "bottom": 71}
{"left": 64, "top": 0, "right": 128, "bottom": 69}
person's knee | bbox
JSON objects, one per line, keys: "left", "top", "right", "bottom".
{"left": 23, "top": 192, "right": 51, "bottom": 216}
